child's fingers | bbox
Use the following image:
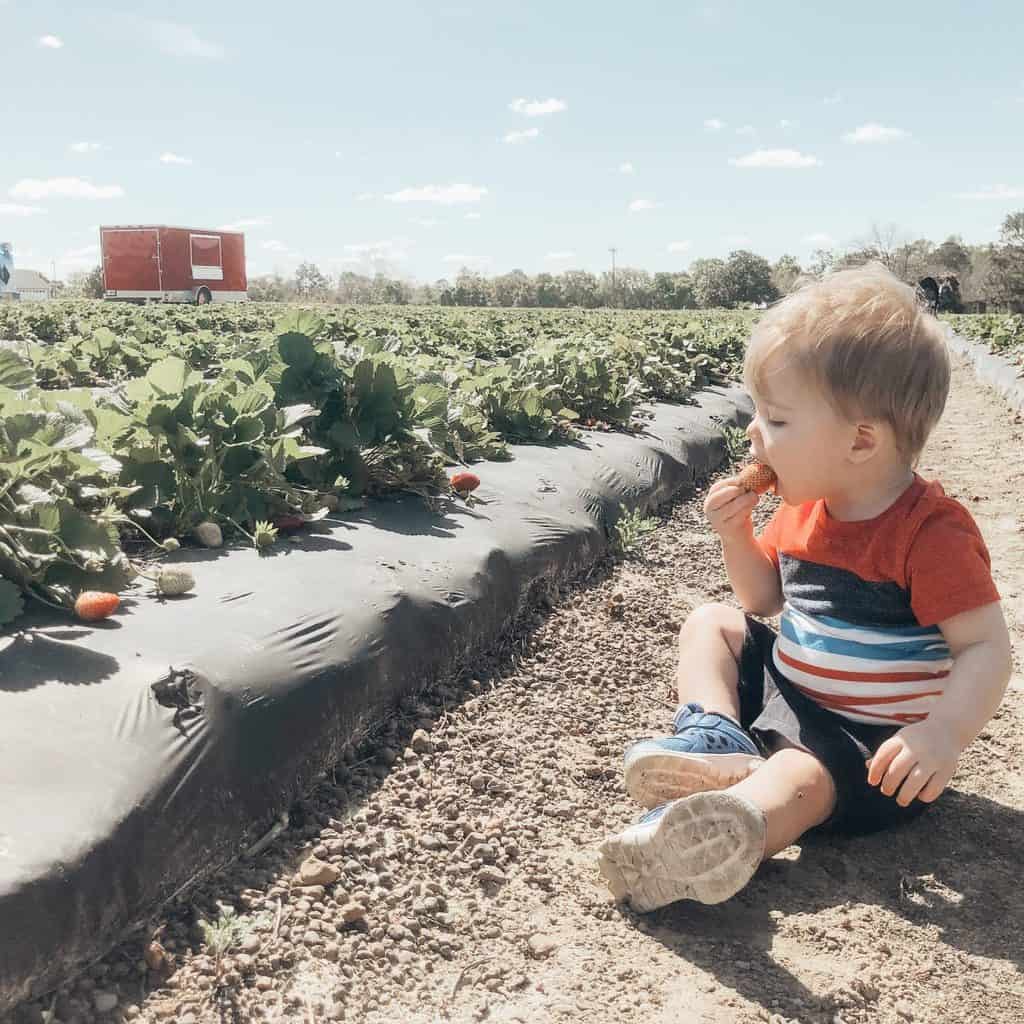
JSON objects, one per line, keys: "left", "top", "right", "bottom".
{"left": 917, "top": 769, "right": 952, "bottom": 803}
{"left": 879, "top": 748, "right": 917, "bottom": 797}
{"left": 866, "top": 736, "right": 902, "bottom": 786}
{"left": 895, "top": 764, "right": 934, "bottom": 807}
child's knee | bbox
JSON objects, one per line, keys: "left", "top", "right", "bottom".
{"left": 767, "top": 746, "right": 837, "bottom": 806}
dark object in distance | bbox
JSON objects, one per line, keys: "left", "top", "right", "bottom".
{"left": 917, "top": 274, "right": 962, "bottom": 314}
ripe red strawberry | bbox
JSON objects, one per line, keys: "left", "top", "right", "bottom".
{"left": 272, "top": 514, "right": 306, "bottom": 531}
{"left": 737, "top": 462, "right": 777, "bottom": 495}
{"left": 74, "top": 591, "right": 121, "bottom": 622}
{"left": 450, "top": 471, "right": 481, "bottom": 494}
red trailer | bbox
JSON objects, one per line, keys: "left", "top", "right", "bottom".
{"left": 100, "top": 225, "right": 248, "bottom": 304}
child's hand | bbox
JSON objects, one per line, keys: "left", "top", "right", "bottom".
{"left": 704, "top": 477, "right": 759, "bottom": 541}
{"left": 866, "top": 719, "right": 963, "bottom": 807}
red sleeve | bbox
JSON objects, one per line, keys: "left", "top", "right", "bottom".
{"left": 907, "top": 506, "right": 1001, "bottom": 626}
{"left": 755, "top": 508, "right": 782, "bottom": 569}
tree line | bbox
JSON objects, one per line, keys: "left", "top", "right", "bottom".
{"left": 64, "top": 211, "right": 1024, "bottom": 311}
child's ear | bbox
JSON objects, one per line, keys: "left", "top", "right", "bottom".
{"left": 849, "top": 421, "right": 881, "bottom": 462}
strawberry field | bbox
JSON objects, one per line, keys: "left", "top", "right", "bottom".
{"left": 943, "top": 312, "right": 1024, "bottom": 364}
{"left": 0, "top": 302, "right": 754, "bottom": 628}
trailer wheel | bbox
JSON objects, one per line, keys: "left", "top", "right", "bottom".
{"left": 195, "top": 288, "right": 212, "bottom": 305}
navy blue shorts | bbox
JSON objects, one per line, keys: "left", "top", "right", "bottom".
{"left": 737, "top": 614, "right": 938, "bottom": 835}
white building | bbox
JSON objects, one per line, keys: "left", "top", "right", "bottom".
{"left": 11, "top": 269, "right": 58, "bottom": 301}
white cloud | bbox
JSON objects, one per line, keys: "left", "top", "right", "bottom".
{"left": 667, "top": 240, "right": 692, "bottom": 253}
{"left": 0, "top": 203, "right": 47, "bottom": 217}
{"left": 39, "top": 35, "right": 63, "bottom": 49}
{"left": 59, "top": 244, "right": 100, "bottom": 270}
{"left": 628, "top": 198, "right": 659, "bottom": 212}
{"left": 159, "top": 152, "right": 193, "bottom": 165}
{"left": 9, "top": 177, "right": 124, "bottom": 200}
{"left": 410, "top": 218, "right": 439, "bottom": 228}
{"left": 383, "top": 183, "right": 487, "bottom": 205}
{"left": 262, "top": 240, "right": 289, "bottom": 252}
{"left": 147, "top": 20, "right": 224, "bottom": 59}
{"left": 70, "top": 141, "right": 102, "bottom": 153}
{"left": 544, "top": 251, "right": 575, "bottom": 262}
{"left": 343, "top": 238, "right": 413, "bottom": 263}
{"left": 704, "top": 118, "right": 726, "bottom": 131}
{"left": 509, "top": 97, "right": 567, "bottom": 117}
{"left": 823, "top": 92, "right": 843, "bottom": 105}
{"left": 442, "top": 252, "right": 468, "bottom": 263}
{"left": 803, "top": 232, "right": 837, "bottom": 247}
{"left": 729, "top": 149, "right": 821, "bottom": 168}
{"left": 619, "top": 161, "right": 635, "bottom": 174}
{"left": 841, "top": 123, "right": 907, "bottom": 144}
{"left": 464, "top": 212, "right": 481, "bottom": 220}
{"left": 735, "top": 125, "right": 756, "bottom": 137}
{"left": 779, "top": 119, "right": 799, "bottom": 129}
{"left": 218, "top": 217, "right": 270, "bottom": 231}
{"left": 954, "top": 184, "right": 1024, "bottom": 200}
{"left": 355, "top": 192, "right": 376, "bottom": 201}
{"left": 504, "top": 128, "right": 540, "bottom": 144}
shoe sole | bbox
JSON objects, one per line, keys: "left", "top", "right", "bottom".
{"left": 597, "top": 791, "right": 766, "bottom": 912}
{"left": 624, "top": 747, "right": 765, "bottom": 809}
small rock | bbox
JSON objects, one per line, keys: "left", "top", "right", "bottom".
{"left": 239, "top": 933, "right": 261, "bottom": 954}
{"left": 477, "top": 866, "right": 506, "bottom": 885}
{"left": 92, "top": 991, "right": 119, "bottom": 1013}
{"left": 193, "top": 521, "right": 223, "bottom": 548}
{"left": 895, "top": 1002, "right": 914, "bottom": 1021}
{"left": 341, "top": 902, "right": 367, "bottom": 923}
{"left": 410, "top": 729, "right": 433, "bottom": 754}
{"left": 297, "top": 856, "right": 341, "bottom": 887}
{"left": 527, "top": 933, "right": 557, "bottom": 959}
{"left": 143, "top": 940, "right": 168, "bottom": 971}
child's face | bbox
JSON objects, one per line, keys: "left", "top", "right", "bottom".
{"left": 745, "top": 356, "right": 859, "bottom": 506}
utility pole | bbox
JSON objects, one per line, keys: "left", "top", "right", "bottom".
{"left": 608, "top": 246, "right": 617, "bottom": 307}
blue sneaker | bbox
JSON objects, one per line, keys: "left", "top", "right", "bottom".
{"left": 623, "top": 702, "right": 765, "bottom": 809}
{"left": 597, "top": 791, "right": 766, "bottom": 911}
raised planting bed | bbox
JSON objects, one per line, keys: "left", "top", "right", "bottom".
{"left": 0, "top": 385, "right": 752, "bottom": 1012}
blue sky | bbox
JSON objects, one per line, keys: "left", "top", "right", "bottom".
{"left": 2, "top": 0, "right": 1023, "bottom": 282}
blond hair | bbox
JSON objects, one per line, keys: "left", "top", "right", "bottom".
{"left": 743, "top": 261, "right": 950, "bottom": 468}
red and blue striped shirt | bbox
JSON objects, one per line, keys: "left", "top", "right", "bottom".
{"left": 755, "top": 474, "right": 1000, "bottom": 725}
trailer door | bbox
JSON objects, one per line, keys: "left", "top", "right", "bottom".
{"left": 189, "top": 234, "right": 223, "bottom": 281}
{"left": 102, "top": 229, "right": 160, "bottom": 292}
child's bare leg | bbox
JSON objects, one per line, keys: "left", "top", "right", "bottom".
{"left": 623, "top": 603, "right": 762, "bottom": 808}
{"left": 674, "top": 602, "right": 748, "bottom": 719}
{"left": 599, "top": 748, "right": 837, "bottom": 910}
{"left": 728, "top": 745, "right": 837, "bottom": 857}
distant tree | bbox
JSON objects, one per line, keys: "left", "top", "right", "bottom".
{"left": 453, "top": 268, "right": 491, "bottom": 306}
{"left": 893, "top": 238, "right": 934, "bottom": 282}
{"left": 989, "top": 210, "right": 1024, "bottom": 307}
{"left": 294, "top": 262, "right": 330, "bottom": 299}
{"left": 559, "top": 269, "right": 601, "bottom": 308}
{"left": 769, "top": 255, "right": 802, "bottom": 297}
{"left": 534, "top": 272, "right": 564, "bottom": 307}
{"left": 491, "top": 269, "right": 535, "bottom": 307}
{"left": 806, "top": 248, "right": 835, "bottom": 277}
{"left": 65, "top": 265, "right": 104, "bottom": 299}
{"left": 931, "top": 236, "right": 972, "bottom": 277}
{"left": 651, "top": 271, "right": 694, "bottom": 309}
{"left": 248, "top": 273, "right": 293, "bottom": 302}
{"left": 689, "top": 258, "right": 731, "bottom": 308}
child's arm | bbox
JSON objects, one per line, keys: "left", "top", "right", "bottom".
{"left": 721, "top": 531, "right": 784, "bottom": 618}
{"left": 867, "top": 601, "right": 1013, "bottom": 806}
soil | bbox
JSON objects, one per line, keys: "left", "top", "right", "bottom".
{"left": 10, "top": 351, "right": 1024, "bottom": 1024}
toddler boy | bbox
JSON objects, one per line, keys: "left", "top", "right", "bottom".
{"left": 598, "top": 262, "right": 1013, "bottom": 912}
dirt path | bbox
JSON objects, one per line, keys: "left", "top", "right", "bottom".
{"left": 16, "top": 352, "right": 1024, "bottom": 1024}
